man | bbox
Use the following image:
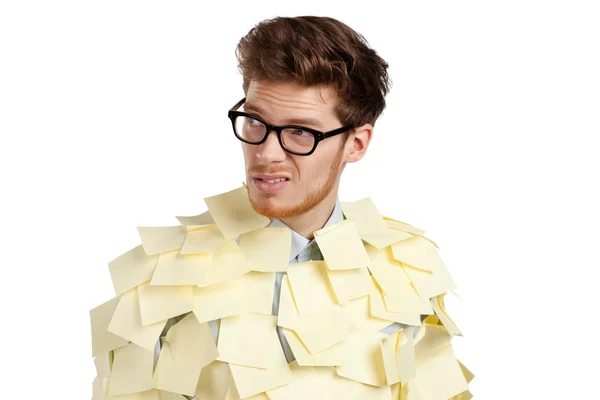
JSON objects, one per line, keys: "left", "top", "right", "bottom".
{"left": 91, "top": 16, "right": 472, "bottom": 400}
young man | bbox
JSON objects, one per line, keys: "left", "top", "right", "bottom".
{"left": 91, "top": 16, "right": 472, "bottom": 400}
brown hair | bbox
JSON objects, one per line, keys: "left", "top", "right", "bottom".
{"left": 235, "top": 16, "right": 391, "bottom": 129}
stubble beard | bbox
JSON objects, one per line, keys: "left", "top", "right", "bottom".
{"left": 247, "top": 146, "right": 344, "bottom": 220}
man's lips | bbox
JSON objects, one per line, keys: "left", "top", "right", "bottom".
{"left": 253, "top": 173, "right": 291, "bottom": 181}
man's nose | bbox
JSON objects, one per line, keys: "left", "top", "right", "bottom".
{"left": 256, "top": 130, "right": 286, "bottom": 161}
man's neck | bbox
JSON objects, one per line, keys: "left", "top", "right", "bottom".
{"left": 279, "top": 193, "right": 338, "bottom": 240}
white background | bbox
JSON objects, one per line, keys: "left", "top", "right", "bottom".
{"left": 1, "top": 1, "right": 599, "bottom": 398}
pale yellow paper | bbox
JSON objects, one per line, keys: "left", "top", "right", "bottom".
{"left": 369, "top": 277, "right": 423, "bottom": 326}
{"left": 238, "top": 227, "right": 291, "bottom": 272}
{"left": 393, "top": 239, "right": 457, "bottom": 300}
{"left": 396, "top": 327, "right": 416, "bottom": 381}
{"left": 283, "top": 328, "right": 345, "bottom": 366}
{"left": 399, "top": 380, "right": 422, "bottom": 400}
{"left": 150, "top": 250, "right": 211, "bottom": 286}
{"left": 195, "top": 361, "right": 230, "bottom": 400}
{"left": 180, "top": 225, "right": 228, "bottom": 254}
{"left": 314, "top": 219, "right": 371, "bottom": 270}
{"left": 109, "top": 244, "right": 159, "bottom": 295}
{"left": 203, "top": 185, "right": 270, "bottom": 240}
{"left": 107, "top": 288, "right": 167, "bottom": 351}
{"left": 341, "top": 295, "right": 394, "bottom": 333}
{"left": 90, "top": 296, "right": 129, "bottom": 356}
{"left": 137, "top": 226, "right": 187, "bottom": 256}
{"left": 458, "top": 360, "right": 475, "bottom": 383}
{"left": 92, "top": 375, "right": 108, "bottom": 400}
{"left": 293, "top": 310, "right": 356, "bottom": 354}
{"left": 266, "top": 361, "right": 332, "bottom": 400}
{"left": 217, "top": 313, "right": 278, "bottom": 368}
{"left": 158, "top": 391, "right": 187, "bottom": 400}
{"left": 314, "top": 366, "right": 392, "bottom": 400}
{"left": 336, "top": 330, "right": 388, "bottom": 387}
{"left": 108, "top": 343, "right": 153, "bottom": 396}
{"left": 94, "top": 351, "right": 112, "bottom": 377}
{"left": 193, "top": 271, "right": 274, "bottom": 323}
{"left": 193, "top": 281, "right": 246, "bottom": 323}
{"left": 105, "top": 390, "right": 161, "bottom": 400}
{"left": 224, "top": 374, "right": 270, "bottom": 400}
{"left": 153, "top": 314, "right": 218, "bottom": 395}
{"left": 382, "top": 216, "right": 425, "bottom": 236}
{"left": 277, "top": 275, "right": 301, "bottom": 329}
{"left": 204, "top": 240, "right": 251, "bottom": 286}
{"left": 413, "top": 344, "right": 469, "bottom": 400}
{"left": 341, "top": 198, "right": 413, "bottom": 248}
{"left": 176, "top": 210, "right": 215, "bottom": 227}
{"left": 366, "top": 245, "right": 433, "bottom": 315}
{"left": 381, "top": 333, "right": 401, "bottom": 385}
{"left": 137, "top": 283, "right": 194, "bottom": 326}
{"left": 228, "top": 335, "right": 292, "bottom": 397}
{"left": 286, "top": 261, "right": 337, "bottom": 314}
{"left": 451, "top": 390, "right": 474, "bottom": 400}
{"left": 414, "top": 324, "right": 453, "bottom": 360}
{"left": 431, "top": 293, "right": 462, "bottom": 336}
{"left": 325, "top": 266, "right": 372, "bottom": 304}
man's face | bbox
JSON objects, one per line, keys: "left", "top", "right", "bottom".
{"left": 241, "top": 79, "right": 348, "bottom": 219}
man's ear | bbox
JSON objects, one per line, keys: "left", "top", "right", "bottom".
{"left": 344, "top": 123, "right": 373, "bottom": 163}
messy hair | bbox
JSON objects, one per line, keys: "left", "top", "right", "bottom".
{"left": 235, "top": 16, "right": 391, "bottom": 129}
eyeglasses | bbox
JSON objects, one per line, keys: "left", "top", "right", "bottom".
{"left": 228, "top": 97, "right": 354, "bottom": 156}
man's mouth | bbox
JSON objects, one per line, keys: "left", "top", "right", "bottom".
{"left": 258, "top": 177, "right": 289, "bottom": 183}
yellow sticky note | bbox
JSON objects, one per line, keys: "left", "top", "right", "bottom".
{"left": 382, "top": 216, "right": 425, "bottom": 236}
{"left": 341, "top": 198, "right": 413, "bottom": 249}
{"left": 176, "top": 210, "right": 215, "bottom": 227}
{"left": 180, "top": 225, "right": 228, "bottom": 255}
{"left": 137, "top": 283, "right": 194, "bottom": 326}
{"left": 341, "top": 295, "right": 394, "bottom": 333}
{"left": 137, "top": 226, "right": 187, "bottom": 256}
{"left": 217, "top": 313, "right": 278, "bottom": 368}
{"left": 286, "top": 261, "right": 337, "bottom": 314}
{"left": 431, "top": 293, "right": 462, "bottom": 336}
{"left": 204, "top": 240, "right": 251, "bottom": 286}
{"left": 451, "top": 390, "right": 474, "bottom": 400}
{"left": 158, "top": 391, "right": 187, "bottom": 400}
{"left": 107, "top": 288, "right": 167, "bottom": 351}
{"left": 193, "top": 281, "right": 247, "bottom": 323}
{"left": 203, "top": 185, "right": 270, "bottom": 240}
{"left": 228, "top": 334, "right": 292, "bottom": 397}
{"left": 282, "top": 328, "right": 345, "bottom": 367}
{"left": 92, "top": 375, "right": 108, "bottom": 400}
{"left": 239, "top": 271, "right": 276, "bottom": 315}
{"left": 314, "top": 219, "right": 371, "bottom": 270}
{"left": 399, "top": 380, "right": 422, "bottom": 400}
{"left": 90, "top": 296, "right": 129, "bottom": 357}
{"left": 325, "top": 266, "right": 372, "bottom": 304}
{"left": 94, "top": 351, "right": 112, "bottom": 377}
{"left": 195, "top": 361, "right": 230, "bottom": 400}
{"left": 313, "top": 366, "right": 392, "bottom": 400}
{"left": 458, "top": 360, "right": 475, "bottom": 383}
{"left": 392, "top": 236, "right": 457, "bottom": 299}
{"left": 266, "top": 361, "right": 332, "bottom": 400}
{"left": 150, "top": 250, "right": 211, "bottom": 286}
{"left": 224, "top": 374, "right": 270, "bottom": 400}
{"left": 414, "top": 323, "right": 453, "bottom": 359}
{"left": 396, "top": 327, "right": 416, "bottom": 381}
{"left": 293, "top": 310, "right": 356, "bottom": 354}
{"left": 381, "top": 333, "right": 401, "bottom": 385}
{"left": 335, "top": 330, "right": 388, "bottom": 387}
{"left": 413, "top": 344, "right": 469, "bottom": 400}
{"left": 238, "top": 227, "right": 292, "bottom": 272}
{"left": 105, "top": 390, "right": 161, "bottom": 400}
{"left": 369, "top": 277, "right": 424, "bottom": 326}
{"left": 109, "top": 245, "right": 159, "bottom": 295}
{"left": 277, "top": 274, "right": 301, "bottom": 329}
{"left": 152, "top": 314, "right": 218, "bottom": 396}
{"left": 108, "top": 343, "right": 153, "bottom": 396}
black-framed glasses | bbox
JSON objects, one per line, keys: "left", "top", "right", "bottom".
{"left": 228, "top": 97, "right": 354, "bottom": 156}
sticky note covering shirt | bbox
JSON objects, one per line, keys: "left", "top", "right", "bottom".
{"left": 89, "top": 184, "right": 474, "bottom": 399}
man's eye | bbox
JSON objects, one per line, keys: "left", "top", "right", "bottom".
{"left": 292, "top": 130, "right": 307, "bottom": 136}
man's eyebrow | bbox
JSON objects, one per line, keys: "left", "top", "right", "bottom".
{"left": 244, "top": 102, "right": 324, "bottom": 130}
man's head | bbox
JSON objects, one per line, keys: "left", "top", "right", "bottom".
{"left": 234, "top": 16, "right": 391, "bottom": 219}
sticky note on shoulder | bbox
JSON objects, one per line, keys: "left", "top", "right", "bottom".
{"left": 314, "top": 219, "right": 370, "bottom": 270}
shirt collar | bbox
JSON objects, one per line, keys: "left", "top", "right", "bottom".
{"left": 267, "top": 196, "right": 344, "bottom": 262}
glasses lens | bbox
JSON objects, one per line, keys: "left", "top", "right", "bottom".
{"left": 281, "top": 128, "right": 316, "bottom": 154}
{"left": 234, "top": 116, "right": 267, "bottom": 143}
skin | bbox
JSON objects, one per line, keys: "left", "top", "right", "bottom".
{"left": 241, "top": 79, "right": 373, "bottom": 239}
